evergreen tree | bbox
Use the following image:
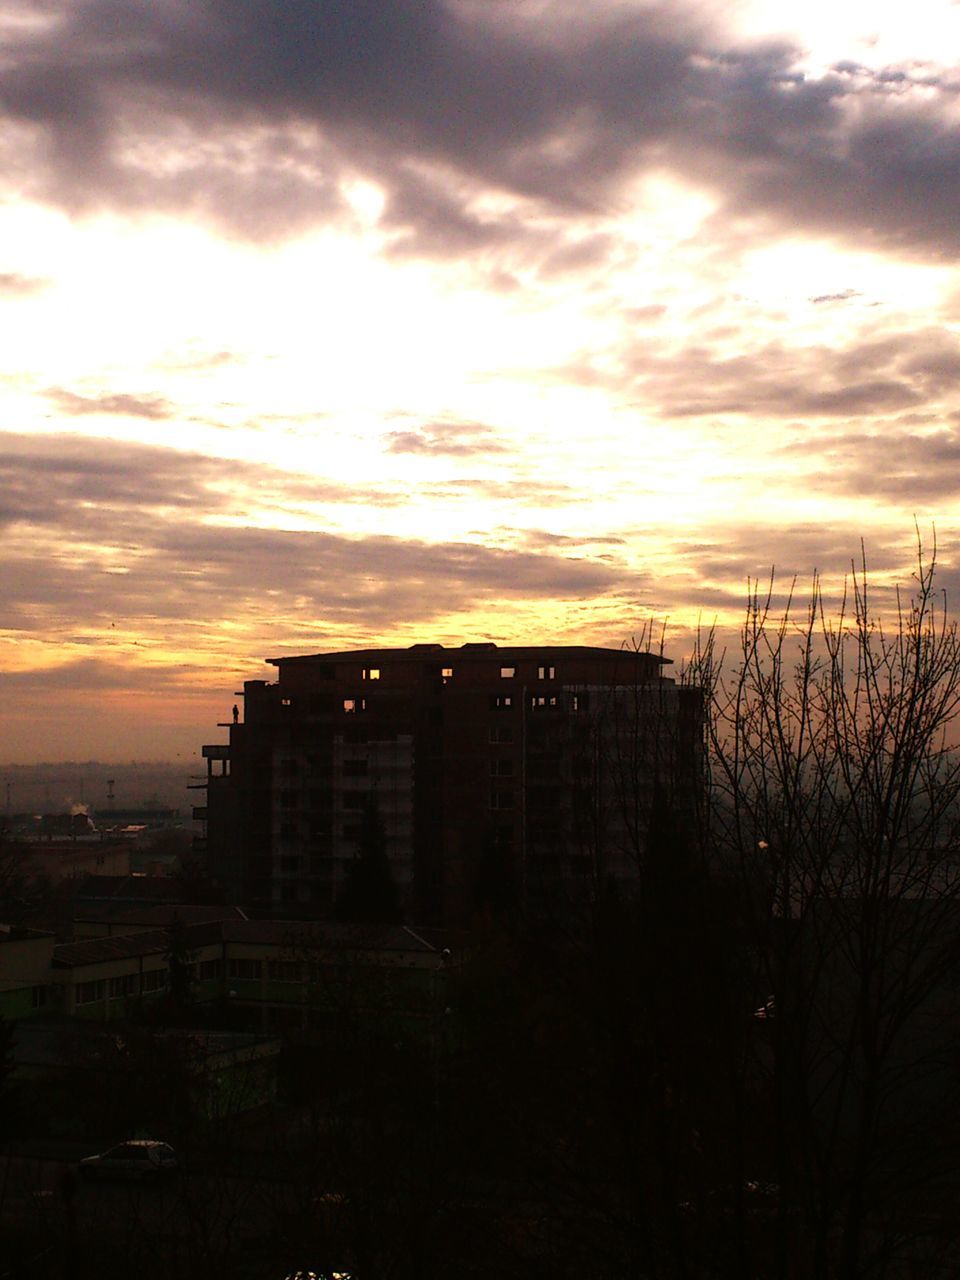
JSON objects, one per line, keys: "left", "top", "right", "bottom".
{"left": 165, "top": 915, "right": 198, "bottom": 1012}
{"left": 336, "top": 800, "right": 402, "bottom": 924}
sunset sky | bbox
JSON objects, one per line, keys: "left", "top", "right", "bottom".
{"left": 3, "top": 0, "right": 960, "bottom": 762}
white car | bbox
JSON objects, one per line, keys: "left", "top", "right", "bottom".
{"left": 78, "top": 1139, "right": 178, "bottom": 1181}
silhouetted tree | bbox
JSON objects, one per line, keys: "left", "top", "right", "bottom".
{"left": 0, "top": 1013, "right": 17, "bottom": 1139}
{"left": 684, "top": 535, "right": 960, "bottom": 1279}
{"left": 164, "top": 914, "right": 198, "bottom": 1013}
{"left": 336, "top": 800, "right": 401, "bottom": 925}
{"left": 0, "top": 831, "right": 52, "bottom": 926}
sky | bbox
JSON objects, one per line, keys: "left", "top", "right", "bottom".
{"left": 3, "top": 0, "right": 960, "bottom": 762}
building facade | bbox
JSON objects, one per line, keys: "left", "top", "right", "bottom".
{"left": 200, "top": 644, "right": 702, "bottom": 925}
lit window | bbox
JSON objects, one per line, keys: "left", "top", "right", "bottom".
{"left": 500, "top": 666, "right": 516, "bottom": 679}
{"left": 538, "top": 665, "right": 556, "bottom": 680}
{"left": 490, "top": 694, "right": 514, "bottom": 710}
{"left": 343, "top": 698, "right": 367, "bottom": 713}
{"left": 281, "top": 697, "right": 292, "bottom": 707}
{"left": 441, "top": 667, "right": 454, "bottom": 682}
{"left": 530, "top": 694, "right": 559, "bottom": 710}
{"left": 363, "top": 667, "right": 381, "bottom": 681}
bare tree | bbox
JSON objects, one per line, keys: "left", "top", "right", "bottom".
{"left": 687, "top": 535, "right": 960, "bottom": 1279}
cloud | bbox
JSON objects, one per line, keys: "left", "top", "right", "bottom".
{"left": 47, "top": 387, "right": 175, "bottom": 420}
{"left": 0, "top": 272, "right": 48, "bottom": 296}
{"left": 0, "top": 431, "right": 635, "bottom": 645}
{"left": 810, "top": 289, "right": 861, "bottom": 304}
{"left": 0, "top": 432, "right": 426, "bottom": 543}
{"left": 780, "top": 422, "right": 960, "bottom": 503}
{"left": 4, "top": 2, "right": 960, "bottom": 261}
{"left": 564, "top": 326, "right": 960, "bottom": 420}
{"left": 384, "top": 419, "right": 509, "bottom": 456}
{"left": 0, "top": 658, "right": 188, "bottom": 694}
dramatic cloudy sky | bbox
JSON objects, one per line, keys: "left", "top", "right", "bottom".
{"left": 3, "top": 0, "right": 960, "bottom": 761}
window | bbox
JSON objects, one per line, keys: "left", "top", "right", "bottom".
{"left": 268, "top": 960, "right": 302, "bottom": 982}
{"left": 499, "top": 666, "right": 516, "bottom": 679}
{"left": 75, "top": 980, "right": 106, "bottom": 1006}
{"left": 530, "top": 694, "right": 559, "bottom": 710}
{"left": 281, "top": 697, "right": 292, "bottom": 708}
{"left": 490, "top": 758, "right": 514, "bottom": 777}
{"left": 489, "top": 694, "right": 514, "bottom": 710}
{"left": 538, "top": 665, "right": 557, "bottom": 680}
{"left": 490, "top": 790, "right": 515, "bottom": 810}
{"left": 31, "top": 985, "right": 47, "bottom": 1009}
{"left": 343, "top": 759, "right": 368, "bottom": 777}
{"left": 109, "top": 974, "right": 139, "bottom": 999}
{"left": 489, "top": 725, "right": 513, "bottom": 743}
{"left": 141, "top": 969, "right": 168, "bottom": 993}
{"left": 343, "top": 697, "right": 367, "bottom": 714}
{"left": 441, "top": 667, "right": 454, "bottom": 683}
{"left": 362, "top": 667, "right": 381, "bottom": 681}
{"left": 571, "top": 692, "right": 589, "bottom": 712}
{"left": 199, "top": 959, "right": 223, "bottom": 981}
{"left": 228, "top": 959, "right": 262, "bottom": 981}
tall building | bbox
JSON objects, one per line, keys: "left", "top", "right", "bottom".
{"left": 200, "top": 644, "right": 702, "bottom": 926}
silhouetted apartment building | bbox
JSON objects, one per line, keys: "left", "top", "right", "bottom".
{"left": 200, "top": 644, "right": 702, "bottom": 926}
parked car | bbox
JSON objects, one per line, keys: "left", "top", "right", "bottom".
{"left": 78, "top": 1139, "right": 178, "bottom": 1181}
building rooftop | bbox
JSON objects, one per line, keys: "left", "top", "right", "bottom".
{"left": 0, "top": 925, "right": 55, "bottom": 944}
{"left": 73, "top": 875, "right": 188, "bottom": 904}
{"left": 53, "top": 922, "right": 224, "bottom": 968}
{"left": 74, "top": 903, "right": 247, "bottom": 929}
{"left": 52, "top": 917, "right": 448, "bottom": 968}
{"left": 219, "top": 919, "right": 443, "bottom": 953}
{"left": 267, "top": 643, "right": 671, "bottom": 667}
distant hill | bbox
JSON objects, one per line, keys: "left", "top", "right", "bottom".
{"left": 0, "top": 762, "right": 200, "bottom": 816}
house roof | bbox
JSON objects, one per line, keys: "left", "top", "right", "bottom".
{"left": 73, "top": 875, "right": 187, "bottom": 904}
{"left": 52, "top": 917, "right": 445, "bottom": 969}
{"left": 53, "top": 922, "right": 223, "bottom": 969}
{"left": 219, "top": 919, "right": 441, "bottom": 953}
{"left": 74, "top": 904, "right": 247, "bottom": 929}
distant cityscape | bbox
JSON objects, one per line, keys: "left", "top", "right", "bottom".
{"left": 1, "top": 762, "right": 199, "bottom": 824}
